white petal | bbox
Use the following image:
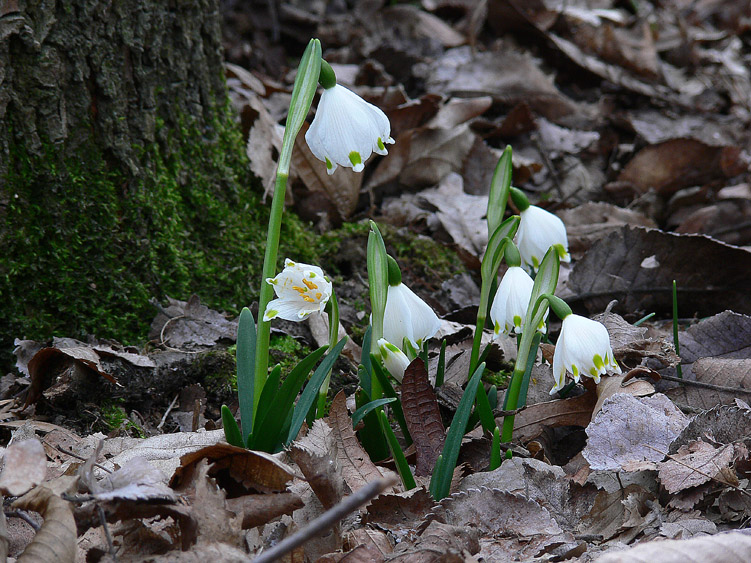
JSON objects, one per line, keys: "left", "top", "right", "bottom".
{"left": 382, "top": 283, "right": 440, "bottom": 351}
{"left": 517, "top": 206, "right": 570, "bottom": 271}
{"left": 378, "top": 338, "right": 410, "bottom": 382}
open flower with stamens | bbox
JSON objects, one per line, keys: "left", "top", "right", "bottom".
{"left": 383, "top": 283, "right": 441, "bottom": 353}
{"left": 550, "top": 314, "right": 621, "bottom": 394}
{"left": 263, "top": 259, "right": 332, "bottom": 322}
{"left": 305, "top": 84, "right": 394, "bottom": 175}
{"left": 489, "top": 266, "right": 546, "bottom": 337}
{"left": 516, "top": 205, "right": 570, "bottom": 272}
{"left": 378, "top": 338, "right": 410, "bottom": 382}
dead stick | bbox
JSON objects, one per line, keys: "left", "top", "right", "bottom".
{"left": 253, "top": 476, "right": 397, "bottom": 563}
{"left": 659, "top": 374, "right": 751, "bottom": 395}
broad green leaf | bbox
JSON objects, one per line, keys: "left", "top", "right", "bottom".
{"left": 487, "top": 145, "right": 513, "bottom": 237}
{"left": 221, "top": 405, "right": 244, "bottom": 448}
{"left": 367, "top": 221, "right": 388, "bottom": 356}
{"left": 236, "top": 307, "right": 256, "bottom": 443}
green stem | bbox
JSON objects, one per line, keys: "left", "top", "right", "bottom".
{"left": 254, "top": 171, "right": 289, "bottom": 411}
{"left": 501, "top": 324, "right": 535, "bottom": 457}
{"left": 469, "top": 312, "right": 486, "bottom": 377}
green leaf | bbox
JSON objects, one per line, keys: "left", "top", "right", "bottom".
{"left": 236, "top": 307, "right": 256, "bottom": 443}
{"left": 435, "top": 338, "right": 447, "bottom": 388}
{"left": 253, "top": 345, "right": 328, "bottom": 452}
{"left": 371, "top": 354, "right": 412, "bottom": 445}
{"left": 489, "top": 426, "right": 502, "bottom": 470}
{"left": 221, "top": 405, "right": 244, "bottom": 448}
{"left": 378, "top": 410, "right": 417, "bottom": 490}
{"left": 526, "top": 247, "right": 560, "bottom": 333}
{"left": 475, "top": 378, "right": 496, "bottom": 433}
{"left": 352, "top": 398, "right": 397, "bottom": 428}
{"left": 278, "top": 39, "right": 322, "bottom": 174}
{"left": 360, "top": 326, "right": 373, "bottom": 397}
{"left": 367, "top": 221, "right": 389, "bottom": 359}
{"left": 487, "top": 145, "right": 512, "bottom": 237}
{"left": 517, "top": 332, "right": 542, "bottom": 408}
{"left": 251, "top": 364, "right": 281, "bottom": 441}
{"left": 286, "top": 337, "right": 348, "bottom": 444}
{"left": 430, "top": 362, "right": 485, "bottom": 500}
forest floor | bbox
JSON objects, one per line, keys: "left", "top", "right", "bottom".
{"left": 3, "top": 0, "right": 751, "bottom": 561}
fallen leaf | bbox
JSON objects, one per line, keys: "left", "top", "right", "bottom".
{"left": 363, "top": 487, "right": 435, "bottom": 543}
{"left": 81, "top": 456, "right": 177, "bottom": 503}
{"left": 244, "top": 89, "right": 281, "bottom": 195}
{"left": 666, "top": 358, "right": 751, "bottom": 409}
{"left": 343, "top": 527, "right": 393, "bottom": 559}
{"left": 578, "top": 483, "right": 656, "bottom": 543}
{"left": 596, "top": 530, "right": 751, "bottom": 562}
{"left": 13, "top": 484, "right": 77, "bottom": 562}
{"left": 0, "top": 438, "right": 46, "bottom": 497}
{"left": 225, "top": 492, "right": 303, "bottom": 529}
{"left": 658, "top": 440, "right": 735, "bottom": 494}
{"left": 328, "top": 391, "right": 393, "bottom": 495}
{"left": 583, "top": 393, "right": 689, "bottom": 471}
{"left": 289, "top": 419, "right": 344, "bottom": 509}
{"left": 567, "top": 227, "right": 751, "bottom": 317}
{"left": 669, "top": 402, "right": 751, "bottom": 455}
{"left": 149, "top": 295, "right": 238, "bottom": 349}
{"left": 401, "top": 359, "right": 445, "bottom": 476}
{"left": 389, "top": 520, "right": 479, "bottom": 562}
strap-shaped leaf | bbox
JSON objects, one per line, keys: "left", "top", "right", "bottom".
{"left": 367, "top": 221, "right": 388, "bottom": 357}
{"left": 352, "top": 398, "right": 397, "bottom": 428}
{"left": 253, "top": 364, "right": 282, "bottom": 435}
{"left": 487, "top": 145, "right": 513, "bottom": 237}
{"left": 252, "top": 345, "right": 328, "bottom": 452}
{"left": 285, "top": 337, "right": 348, "bottom": 444}
{"left": 378, "top": 409, "right": 417, "bottom": 490}
{"left": 221, "top": 405, "right": 244, "bottom": 448}
{"left": 371, "top": 354, "right": 412, "bottom": 445}
{"left": 236, "top": 307, "right": 256, "bottom": 443}
{"left": 430, "top": 362, "right": 485, "bottom": 500}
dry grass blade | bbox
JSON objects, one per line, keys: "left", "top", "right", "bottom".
{"left": 13, "top": 485, "right": 76, "bottom": 563}
{"left": 328, "top": 391, "right": 391, "bottom": 494}
{"left": 401, "top": 359, "right": 445, "bottom": 476}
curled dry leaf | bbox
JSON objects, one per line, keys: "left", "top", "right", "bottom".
{"left": 363, "top": 487, "right": 435, "bottom": 543}
{"left": 83, "top": 456, "right": 177, "bottom": 503}
{"left": 596, "top": 530, "right": 751, "bottom": 563}
{"left": 148, "top": 295, "right": 238, "bottom": 349}
{"left": 0, "top": 438, "right": 46, "bottom": 497}
{"left": 289, "top": 419, "right": 344, "bottom": 509}
{"left": 225, "top": 492, "right": 304, "bottom": 529}
{"left": 12, "top": 485, "right": 77, "bottom": 563}
{"left": 568, "top": 227, "right": 751, "bottom": 318}
{"left": 583, "top": 393, "right": 689, "bottom": 471}
{"left": 401, "top": 359, "right": 445, "bottom": 476}
{"left": 389, "top": 520, "right": 479, "bottom": 562}
{"left": 170, "top": 442, "right": 299, "bottom": 493}
{"left": 328, "top": 391, "right": 393, "bottom": 495}
{"left": 343, "top": 527, "right": 393, "bottom": 559}
{"left": 658, "top": 440, "right": 736, "bottom": 494}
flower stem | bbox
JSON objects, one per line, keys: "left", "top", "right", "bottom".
{"left": 501, "top": 329, "right": 533, "bottom": 457}
{"left": 254, "top": 171, "right": 289, "bottom": 411}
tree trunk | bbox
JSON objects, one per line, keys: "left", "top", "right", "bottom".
{"left": 0, "top": 0, "right": 286, "bottom": 358}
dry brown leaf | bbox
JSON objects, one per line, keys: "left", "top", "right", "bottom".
{"left": 618, "top": 138, "right": 744, "bottom": 195}
{"left": 401, "top": 359, "right": 445, "bottom": 476}
{"left": 225, "top": 492, "right": 303, "bottom": 529}
{"left": 289, "top": 419, "right": 344, "bottom": 509}
{"left": 568, "top": 227, "right": 751, "bottom": 318}
{"left": 583, "top": 393, "right": 689, "bottom": 471}
{"left": 666, "top": 358, "right": 751, "bottom": 409}
{"left": 328, "top": 391, "right": 392, "bottom": 495}
{"left": 13, "top": 485, "right": 76, "bottom": 563}
{"left": 389, "top": 520, "right": 480, "bottom": 562}
{"left": 343, "top": 527, "right": 393, "bottom": 559}
{"left": 669, "top": 403, "right": 751, "bottom": 455}
{"left": 363, "top": 487, "right": 435, "bottom": 543}
{"left": 596, "top": 530, "right": 751, "bottom": 562}
{"left": 245, "top": 90, "right": 282, "bottom": 196}
{"left": 658, "top": 440, "right": 735, "bottom": 494}
{"left": 592, "top": 374, "right": 655, "bottom": 418}
{"left": 0, "top": 438, "right": 46, "bottom": 497}
{"left": 578, "top": 483, "right": 656, "bottom": 543}
{"left": 148, "top": 295, "right": 238, "bottom": 349}
{"left": 81, "top": 456, "right": 177, "bottom": 503}
{"left": 170, "top": 442, "right": 299, "bottom": 493}
{"left": 382, "top": 5, "right": 465, "bottom": 48}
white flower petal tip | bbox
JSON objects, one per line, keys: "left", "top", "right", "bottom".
{"left": 305, "top": 84, "right": 393, "bottom": 174}
{"left": 489, "top": 267, "right": 547, "bottom": 339}
{"left": 550, "top": 314, "right": 620, "bottom": 394}
{"left": 378, "top": 338, "right": 410, "bottom": 383}
{"left": 516, "top": 205, "right": 570, "bottom": 272}
{"left": 263, "top": 259, "right": 332, "bottom": 322}
{"left": 382, "top": 283, "right": 441, "bottom": 352}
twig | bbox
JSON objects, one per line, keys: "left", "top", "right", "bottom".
{"left": 50, "top": 444, "right": 112, "bottom": 473}
{"left": 98, "top": 505, "right": 117, "bottom": 560}
{"left": 645, "top": 444, "right": 751, "bottom": 498}
{"left": 660, "top": 374, "right": 751, "bottom": 395}
{"left": 5, "top": 509, "right": 40, "bottom": 531}
{"left": 157, "top": 395, "right": 179, "bottom": 430}
{"left": 252, "top": 476, "right": 397, "bottom": 563}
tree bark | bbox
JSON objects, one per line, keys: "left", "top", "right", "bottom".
{"left": 0, "top": 0, "right": 270, "bottom": 357}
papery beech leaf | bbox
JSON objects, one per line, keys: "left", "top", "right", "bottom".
{"left": 401, "top": 358, "right": 445, "bottom": 476}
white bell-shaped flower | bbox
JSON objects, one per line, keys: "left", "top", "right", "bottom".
{"left": 383, "top": 283, "right": 441, "bottom": 352}
{"left": 489, "top": 266, "right": 547, "bottom": 337}
{"left": 305, "top": 84, "right": 394, "bottom": 175}
{"left": 516, "top": 205, "right": 570, "bottom": 272}
{"left": 263, "top": 259, "right": 332, "bottom": 322}
{"left": 378, "top": 338, "right": 410, "bottom": 382}
{"left": 550, "top": 314, "right": 621, "bottom": 394}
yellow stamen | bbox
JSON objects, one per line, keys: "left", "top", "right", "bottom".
{"left": 302, "top": 295, "right": 314, "bottom": 303}
{"left": 303, "top": 279, "right": 318, "bottom": 290}
{"left": 292, "top": 285, "right": 307, "bottom": 294}
{"left": 316, "top": 292, "right": 322, "bottom": 300}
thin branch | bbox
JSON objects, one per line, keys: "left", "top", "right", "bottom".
{"left": 660, "top": 374, "right": 751, "bottom": 395}
{"left": 253, "top": 476, "right": 397, "bottom": 563}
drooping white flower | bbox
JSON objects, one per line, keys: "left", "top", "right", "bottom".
{"left": 489, "top": 266, "right": 547, "bottom": 337}
{"left": 263, "top": 259, "right": 332, "bottom": 322}
{"left": 550, "top": 314, "right": 621, "bottom": 394}
{"left": 305, "top": 84, "right": 394, "bottom": 175}
{"left": 383, "top": 283, "right": 441, "bottom": 352}
{"left": 516, "top": 205, "right": 570, "bottom": 272}
{"left": 378, "top": 338, "right": 410, "bottom": 382}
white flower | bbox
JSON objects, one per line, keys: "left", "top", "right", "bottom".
{"left": 550, "top": 314, "right": 621, "bottom": 394}
{"left": 516, "top": 205, "right": 570, "bottom": 272}
{"left": 489, "top": 266, "right": 547, "bottom": 337}
{"left": 305, "top": 84, "right": 394, "bottom": 175}
{"left": 383, "top": 283, "right": 441, "bottom": 352}
{"left": 263, "top": 259, "right": 332, "bottom": 322}
{"left": 378, "top": 339, "right": 410, "bottom": 382}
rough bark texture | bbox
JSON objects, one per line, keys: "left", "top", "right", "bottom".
{"left": 0, "top": 0, "right": 312, "bottom": 361}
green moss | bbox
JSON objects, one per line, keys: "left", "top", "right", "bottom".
{"left": 1, "top": 104, "right": 320, "bottom": 369}
{"left": 100, "top": 402, "right": 145, "bottom": 437}
{"left": 482, "top": 369, "right": 511, "bottom": 388}
{"left": 269, "top": 333, "right": 311, "bottom": 375}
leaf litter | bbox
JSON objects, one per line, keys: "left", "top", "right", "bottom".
{"left": 5, "top": 0, "right": 751, "bottom": 560}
